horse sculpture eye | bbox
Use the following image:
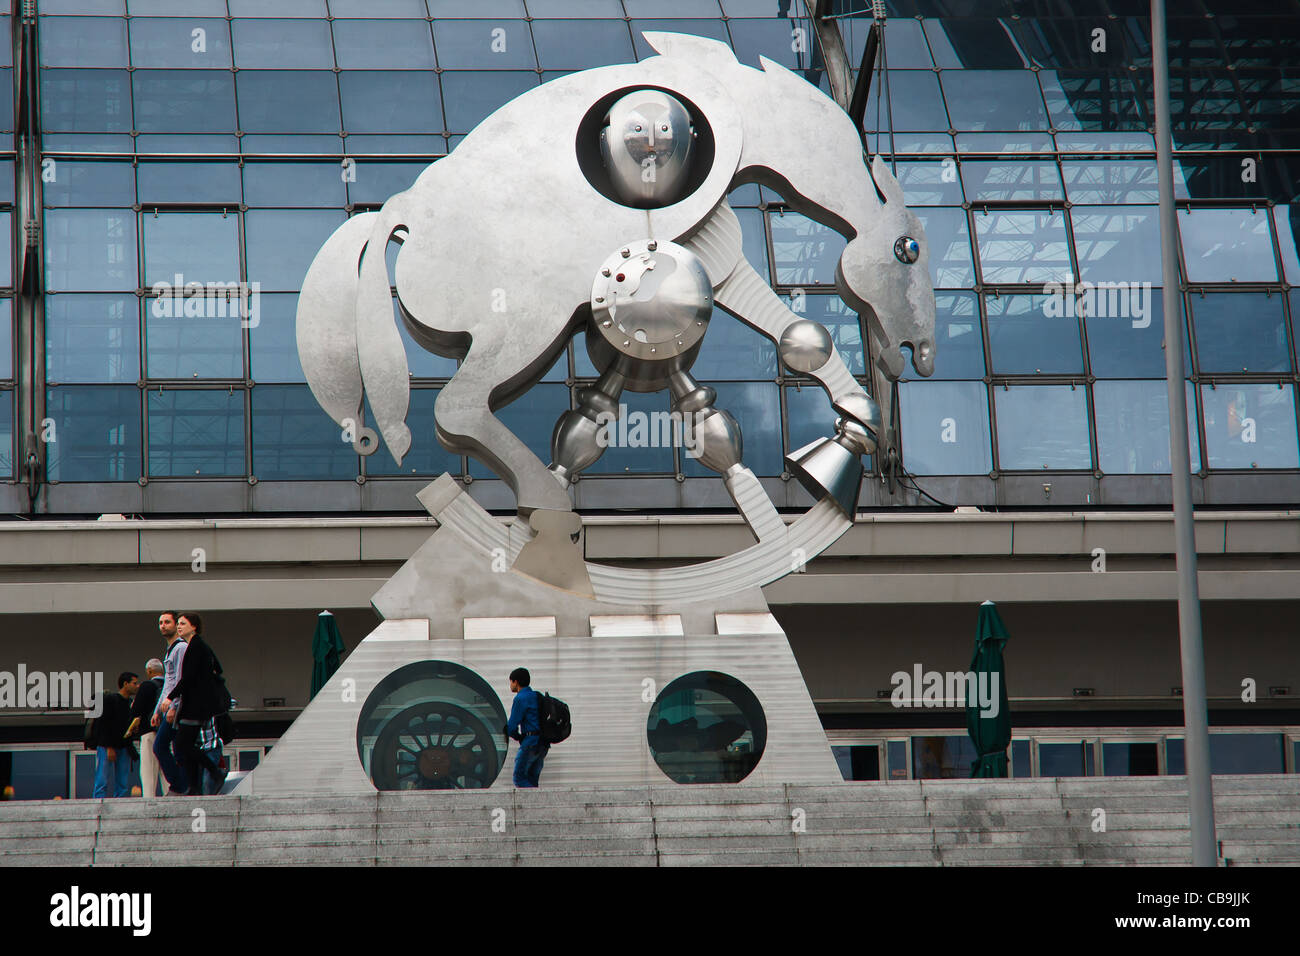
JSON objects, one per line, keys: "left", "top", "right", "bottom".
{"left": 894, "top": 236, "right": 920, "bottom": 264}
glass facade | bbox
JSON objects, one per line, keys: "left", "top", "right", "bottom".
{"left": 0, "top": 1, "right": 1290, "bottom": 509}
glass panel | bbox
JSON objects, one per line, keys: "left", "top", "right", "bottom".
{"left": 886, "top": 740, "right": 908, "bottom": 780}
{"left": 1200, "top": 383, "right": 1299, "bottom": 469}
{"left": 1056, "top": 132, "right": 1154, "bottom": 152}
{"left": 428, "top": 0, "right": 523, "bottom": 15}
{"left": 41, "top": 69, "right": 132, "bottom": 132}
{"left": 42, "top": 160, "right": 135, "bottom": 207}
{"left": 896, "top": 159, "right": 964, "bottom": 206}
{"left": 238, "top": 750, "right": 260, "bottom": 771}
{"left": 960, "top": 160, "right": 1063, "bottom": 202}
{"left": 864, "top": 70, "right": 948, "bottom": 133}
{"left": 1171, "top": 734, "right": 1286, "bottom": 775}
{"left": 331, "top": 0, "right": 427, "bottom": 15}
{"left": 898, "top": 380, "right": 992, "bottom": 476}
{"left": 0, "top": 300, "right": 9, "bottom": 379}
{"left": 912, "top": 735, "right": 979, "bottom": 780}
{"left": 0, "top": 751, "right": 69, "bottom": 801}
{"left": 923, "top": 291, "right": 984, "bottom": 380}
{"left": 1102, "top": 741, "right": 1160, "bottom": 776}
{"left": 440, "top": 72, "right": 538, "bottom": 134}
{"left": 74, "top": 751, "right": 96, "bottom": 799}
{"left": 365, "top": 388, "right": 461, "bottom": 477}
{"left": 629, "top": 20, "right": 729, "bottom": 61}
{"left": 133, "top": 70, "right": 237, "bottom": 133}
{"left": 682, "top": 382, "right": 781, "bottom": 478}
{"left": 129, "top": 17, "right": 232, "bottom": 69}
{"left": 994, "top": 385, "right": 1091, "bottom": 470}
{"left": 251, "top": 384, "right": 358, "bottom": 480}
{"left": 724, "top": 18, "right": 820, "bottom": 72}
{"left": 468, "top": 383, "right": 568, "bottom": 479}
{"left": 1273, "top": 206, "right": 1300, "bottom": 284}
{"left": 142, "top": 211, "right": 240, "bottom": 287}
{"left": 41, "top": 17, "right": 128, "bottom": 68}
{"left": 44, "top": 209, "right": 138, "bottom": 292}
{"left": 986, "top": 293, "right": 1083, "bottom": 375}
{"left": 915, "top": 207, "right": 974, "bottom": 288}
{"left": 338, "top": 71, "right": 443, "bottom": 136}
{"left": 1192, "top": 292, "right": 1290, "bottom": 374}
{"left": 244, "top": 210, "right": 347, "bottom": 291}
{"left": 625, "top": 0, "right": 721, "bottom": 15}
{"left": 528, "top": 0, "right": 623, "bottom": 15}
{"left": 974, "top": 209, "right": 1071, "bottom": 285}
{"left": 690, "top": 311, "right": 776, "bottom": 382}
{"left": 228, "top": 0, "right": 327, "bottom": 15}
{"left": 785, "top": 293, "right": 864, "bottom": 375}
{"left": 138, "top": 162, "right": 241, "bottom": 204}
{"left": 432, "top": 20, "right": 535, "bottom": 70}
{"left": 43, "top": 0, "right": 125, "bottom": 12}
{"left": 243, "top": 163, "right": 348, "bottom": 208}
{"left": 333, "top": 20, "right": 436, "bottom": 70}
{"left": 0, "top": 391, "right": 10, "bottom": 476}
{"left": 1094, "top": 380, "right": 1201, "bottom": 474}
{"left": 1179, "top": 207, "right": 1278, "bottom": 284}
{"left": 236, "top": 71, "right": 341, "bottom": 133}
{"left": 145, "top": 296, "right": 244, "bottom": 380}
{"left": 846, "top": 16, "right": 930, "bottom": 68}
{"left": 45, "top": 385, "right": 142, "bottom": 481}
{"left": 1071, "top": 205, "right": 1163, "bottom": 286}
{"left": 1038, "top": 742, "right": 1088, "bottom": 777}
{"left": 1087, "top": 290, "right": 1190, "bottom": 378}
{"left": 955, "top": 132, "right": 1055, "bottom": 154}
{"left": 345, "top": 162, "right": 428, "bottom": 205}
{"left": 129, "top": 0, "right": 224, "bottom": 11}
{"left": 831, "top": 745, "right": 880, "bottom": 782}
{"left": 733, "top": 206, "right": 770, "bottom": 284}
{"left": 240, "top": 134, "right": 343, "bottom": 154}
{"left": 1062, "top": 159, "right": 1190, "bottom": 204}
{"left": 1039, "top": 71, "right": 1145, "bottom": 133}
{"left": 0, "top": 212, "right": 13, "bottom": 287}
{"left": 585, "top": 389, "right": 675, "bottom": 476}
{"left": 46, "top": 294, "right": 140, "bottom": 384}
{"left": 249, "top": 293, "right": 304, "bottom": 383}
{"left": 1011, "top": 739, "right": 1031, "bottom": 778}
{"left": 942, "top": 70, "right": 1048, "bottom": 132}
{"left": 532, "top": 20, "right": 635, "bottom": 70}
{"left": 768, "top": 210, "right": 845, "bottom": 288}
{"left": 785, "top": 384, "right": 831, "bottom": 456}
{"left": 147, "top": 388, "right": 245, "bottom": 477}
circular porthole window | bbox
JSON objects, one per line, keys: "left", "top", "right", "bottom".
{"left": 646, "top": 671, "right": 767, "bottom": 784}
{"left": 357, "top": 661, "right": 507, "bottom": 791}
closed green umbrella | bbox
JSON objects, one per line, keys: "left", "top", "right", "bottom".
{"left": 310, "top": 611, "right": 346, "bottom": 700}
{"left": 966, "top": 601, "right": 1011, "bottom": 778}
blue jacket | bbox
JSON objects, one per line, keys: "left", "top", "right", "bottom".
{"left": 507, "top": 686, "right": 541, "bottom": 745}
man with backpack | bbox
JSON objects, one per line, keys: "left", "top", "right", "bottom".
{"left": 506, "top": 667, "right": 548, "bottom": 788}
{"left": 92, "top": 672, "right": 140, "bottom": 798}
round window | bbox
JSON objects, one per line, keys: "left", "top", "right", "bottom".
{"left": 356, "top": 661, "right": 507, "bottom": 791}
{"left": 646, "top": 671, "right": 767, "bottom": 784}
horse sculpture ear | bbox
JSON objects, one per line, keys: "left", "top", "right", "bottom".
{"left": 871, "top": 155, "right": 906, "bottom": 207}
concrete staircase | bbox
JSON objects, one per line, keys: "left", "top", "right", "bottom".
{"left": 1, "top": 775, "right": 1296, "bottom": 866}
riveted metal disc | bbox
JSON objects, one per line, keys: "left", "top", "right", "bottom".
{"left": 590, "top": 238, "right": 711, "bottom": 363}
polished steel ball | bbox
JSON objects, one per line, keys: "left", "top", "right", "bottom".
{"left": 599, "top": 90, "right": 695, "bottom": 208}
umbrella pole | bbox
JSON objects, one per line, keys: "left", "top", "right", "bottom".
{"left": 1151, "top": 0, "right": 1217, "bottom": 867}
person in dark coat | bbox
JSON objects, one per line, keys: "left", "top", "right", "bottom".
{"left": 159, "top": 613, "right": 226, "bottom": 795}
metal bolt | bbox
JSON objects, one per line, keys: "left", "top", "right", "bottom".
{"left": 595, "top": 295, "right": 604, "bottom": 302}
{"left": 647, "top": 240, "right": 657, "bottom": 251}
{"left": 621, "top": 248, "right": 630, "bottom": 257}
{"left": 601, "top": 268, "right": 611, "bottom": 276}
{"left": 602, "top": 320, "right": 611, "bottom": 327}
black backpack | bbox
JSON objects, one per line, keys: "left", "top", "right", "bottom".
{"left": 537, "top": 692, "right": 571, "bottom": 745}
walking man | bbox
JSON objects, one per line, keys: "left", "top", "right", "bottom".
{"left": 150, "top": 611, "right": 188, "bottom": 795}
{"left": 92, "top": 672, "right": 139, "bottom": 798}
{"left": 506, "top": 667, "right": 548, "bottom": 788}
{"left": 130, "top": 658, "right": 164, "bottom": 799}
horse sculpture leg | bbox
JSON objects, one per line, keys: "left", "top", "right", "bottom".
{"left": 433, "top": 350, "right": 575, "bottom": 519}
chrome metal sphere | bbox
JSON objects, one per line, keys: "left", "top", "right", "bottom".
{"left": 599, "top": 90, "right": 696, "bottom": 208}
{"left": 778, "top": 320, "right": 834, "bottom": 374}
{"left": 588, "top": 238, "right": 712, "bottom": 392}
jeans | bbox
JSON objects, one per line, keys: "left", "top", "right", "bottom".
{"left": 513, "top": 740, "right": 548, "bottom": 788}
{"left": 153, "top": 717, "right": 187, "bottom": 794}
{"left": 201, "top": 746, "right": 226, "bottom": 794}
{"left": 93, "top": 746, "right": 133, "bottom": 798}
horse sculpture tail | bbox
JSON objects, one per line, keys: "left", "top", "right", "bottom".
{"left": 294, "top": 200, "right": 413, "bottom": 465}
